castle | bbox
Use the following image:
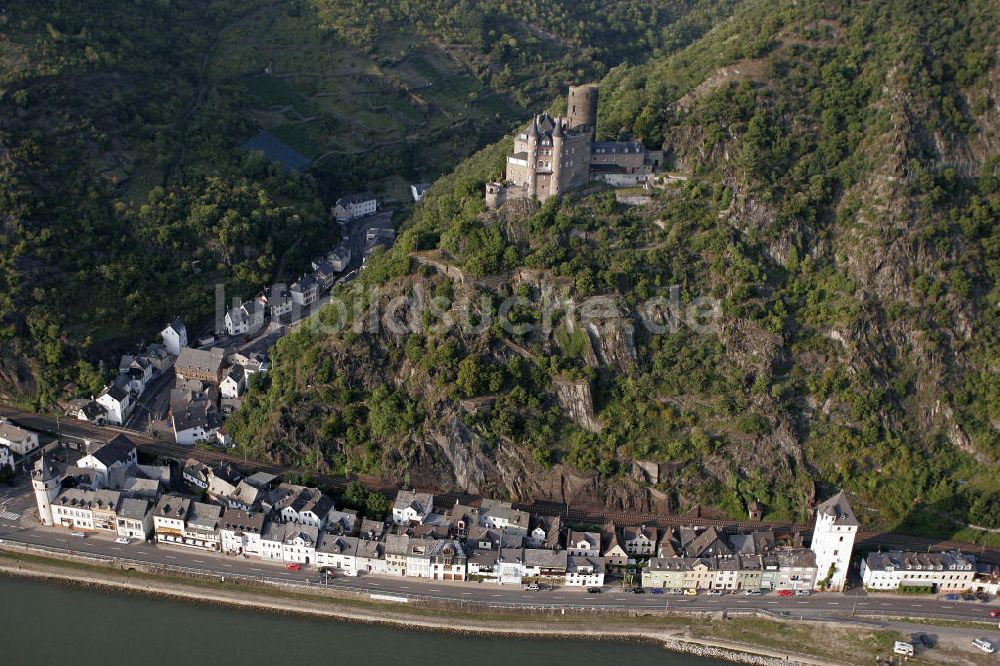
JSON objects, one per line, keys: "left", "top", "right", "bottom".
{"left": 486, "top": 84, "right": 663, "bottom": 207}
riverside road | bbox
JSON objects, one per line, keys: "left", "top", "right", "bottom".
{"left": 0, "top": 485, "right": 997, "bottom": 624}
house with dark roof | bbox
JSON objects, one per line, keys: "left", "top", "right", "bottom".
{"left": 77, "top": 435, "right": 137, "bottom": 487}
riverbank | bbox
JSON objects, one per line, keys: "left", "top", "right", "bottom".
{"left": 0, "top": 550, "right": 867, "bottom": 666}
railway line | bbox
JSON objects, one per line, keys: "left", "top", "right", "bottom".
{"left": 3, "top": 404, "right": 998, "bottom": 562}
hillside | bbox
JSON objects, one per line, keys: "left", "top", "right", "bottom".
{"left": 0, "top": 0, "right": 740, "bottom": 405}
{"left": 228, "top": 0, "right": 1000, "bottom": 538}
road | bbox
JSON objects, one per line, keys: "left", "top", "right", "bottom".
{"left": 4, "top": 404, "right": 1000, "bottom": 565}
{"left": 0, "top": 496, "right": 997, "bottom": 624}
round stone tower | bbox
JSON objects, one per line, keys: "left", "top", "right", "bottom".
{"left": 551, "top": 117, "right": 564, "bottom": 196}
{"left": 527, "top": 115, "right": 540, "bottom": 198}
{"left": 567, "top": 85, "right": 599, "bottom": 132}
{"left": 32, "top": 455, "right": 59, "bottom": 526}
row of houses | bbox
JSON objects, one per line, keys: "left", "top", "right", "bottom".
{"left": 31, "top": 451, "right": 997, "bottom": 594}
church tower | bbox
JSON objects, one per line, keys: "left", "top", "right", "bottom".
{"left": 810, "top": 490, "right": 858, "bottom": 591}
{"left": 32, "top": 455, "right": 59, "bottom": 526}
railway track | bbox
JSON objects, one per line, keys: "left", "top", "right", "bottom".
{"left": 4, "top": 405, "right": 998, "bottom": 562}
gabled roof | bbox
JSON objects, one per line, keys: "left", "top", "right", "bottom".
{"left": 684, "top": 527, "right": 732, "bottom": 558}
{"left": 86, "top": 435, "right": 136, "bottom": 468}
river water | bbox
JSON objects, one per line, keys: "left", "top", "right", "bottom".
{"left": 0, "top": 576, "right": 731, "bottom": 665}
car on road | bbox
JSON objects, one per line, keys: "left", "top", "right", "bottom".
{"left": 524, "top": 583, "right": 540, "bottom": 591}
{"left": 961, "top": 593, "right": 976, "bottom": 601}
{"left": 114, "top": 537, "right": 130, "bottom": 545}
{"left": 683, "top": 588, "right": 697, "bottom": 596}
{"left": 632, "top": 587, "right": 645, "bottom": 594}
{"left": 943, "top": 593, "right": 960, "bottom": 601}
{"left": 744, "top": 589, "right": 762, "bottom": 596}
{"left": 972, "top": 638, "right": 995, "bottom": 654}
{"left": 70, "top": 531, "right": 86, "bottom": 538}
{"left": 706, "top": 590, "right": 723, "bottom": 597}
{"left": 777, "top": 589, "right": 794, "bottom": 597}
{"left": 285, "top": 563, "right": 301, "bottom": 571}
{"left": 990, "top": 609, "right": 1000, "bottom": 618}
{"left": 794, "top": 589, "right": 811, "bottom": 596}
{"left": 668, "top": 588, "right": 684, "bottom": 595}
{"left": 976, "top": 592, "right": 990, "bottom": 603}
{"left": 649, "top": 588, "right": 663, "bottom": 595}
{"left": 586, "top": 587, "right": 601, "bottom": 594}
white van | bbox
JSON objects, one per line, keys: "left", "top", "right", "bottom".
{"left": 972, "top": 638, "right": 995, "bottom": 654}
{"left": 893, "top": 641, "right": 914, "bottom": 656}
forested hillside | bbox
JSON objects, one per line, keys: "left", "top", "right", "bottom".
{"left": 0, "top": 0, "right": 738, "bottom": 405}
{"left": 229, "top": 0, "right": 1000, "bottom": 538}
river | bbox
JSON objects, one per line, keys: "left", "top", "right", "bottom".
{"left": 0, "top": 576, "right": 731, "bottom": 665}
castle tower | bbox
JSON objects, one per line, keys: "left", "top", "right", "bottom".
{"left": 810, "top": 490, "right": 858, "bottom": 591}
{"left": 551, "top": 117, "right": 564, "bottom": 196}
{"left": 32, "top": 455, "right": 59, "bottom": 526}
{"left": 527, "top": 115, "right": 540, "bottom": 198}
{"left": 567, "top": 85, "right": 599, "bottom": 133}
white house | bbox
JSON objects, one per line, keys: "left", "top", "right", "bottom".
{"left": 290, "top": 275, "right": 318, "bottom": 307}
{"left": 260, "top": 521, "right": 286, "bottom": 561}
{"left": 170, "top": 388, "right": 221, "bottom": 445}
{"left": 810, "top": 490, "right": 858, "bottom": 591}
{"left": 410, "top": 183, "right": 431, "bottom": 202}
{"left": 50, "top": 489, "right": 122, "bottom": 533}
{"left": 160, "top": 318, "right": 188, "bottom": 356}
{"left": 565, "top": 556, "right": 605, "bottom": 587}
{"left": 622, "top": 525, "right": 658, "bottom": 556}
{"left": 77, "top": 435, "right": 138, "bottom": 488}
{"left": 332, "top": 192, "right": 377, "bottom": 223}
{"left": 153, "top": 495, "right": 192, "bottom": 547}
{"left": 116, "top": 497, "right": 153, "bottom": 540}
{"left": 220, "top": 365, "right": 246, "bottom": 400}
{"left": 224, "top": 300, "right": 265, "bottom": 337}
{"left": 316, "top": 534, "right": 359, "bottom": 575}
{"left": 861, "top": 550, "right": 977, "bottom": 592}
{"left": 478, "top": 499, "right": 530, "bottom": 531}
{"left": 0, "top": 444, "right": 12, "bottom": 472}
{"left": 0, "top": 419, "right": 40, "bottom": 457}
{"left": 282, "top": 524, "right": 319, "bottom": 565}
{"left": 75, "top": 400, "right": 107, "bottom": 423}
{"left": 96, "top": 384, "right": 132, "bottom": 426}
{"left": 328, "top": 243, "right": 351, "bottom": 272}
{"left": 567, "top": 531, "right": 601, "bottom": 557}
{"left": 266, "top": 484, "right": 334, "bottom": 528}
{"left": 218, "top": 508, "right": 266, "bottom": 556}
{"left": 392, "top": 490, "right": 434, "bottom": 525}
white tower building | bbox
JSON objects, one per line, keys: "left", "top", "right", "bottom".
{"left": 810, "top": 490, "right": 858, "bottom": 591}
{"left": 32, "top": 455, "right": 60, "bottom": 526}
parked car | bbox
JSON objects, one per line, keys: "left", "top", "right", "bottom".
{"left": 668, "top": 588, "right": 684, "bottom": 595}
{"left": 794, "top": 589, "right": 811, "bottom": 596}
{"left": 707, "top": 589, "right": 723, "bottom": 597}
{"left": 777, "top": 589, "right": 794, "bottom": 597}
{"left": 70, "top": 531, "right": 86, "bottom": 538}
{"left": 972, "top": 638, "right": 995, "bottom": 654}
{"left": 943, "top": 593, "right": 960, "bottom": 601}
{"left": 744, "top": 589, "right": 762, "bottom": 596}
{"left": 683, "top": 588, "right": 698, "bottom": 596}
{"left": 586, "top": 587, "right": 601, "bottom": 594}
{"left": 285, "top": 563, "right": 301, "bottom": 571}
{"left": 893, "top": 641, "right": 914, "bottom": 657}
{"left": 114, "top": 537, "right": 130, "bottom": 545}
{"left": 525, "top": 583, "right": 540, "bottom": 591}
{"left": 632, "top": 587, "right": 646, "bottom": 594}
{"left": 649, "top": 588, "right": 663, "bottom": 595}
{"left": 975, "top": 592, "right": 990, "bottom": 603}
{"left": 961, "top": 593, "right": 976, "bottom": 601}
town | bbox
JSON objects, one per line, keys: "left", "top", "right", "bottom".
{"left": 0, "top": 426, "right": 994, "bottom": 602}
